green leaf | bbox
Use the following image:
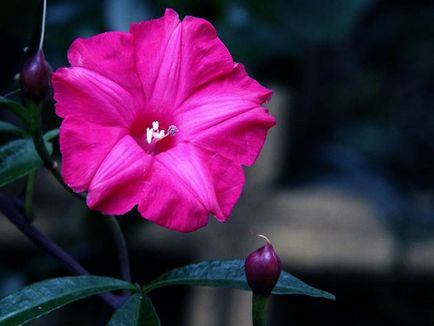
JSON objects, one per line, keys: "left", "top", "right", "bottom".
{"left": 272, "top": 272, "right": 335, "bottom": 299}
{"left": 0, "top": 138, "right": 52, "bottom": 187}
{"left": 0, "top": 96, "right": 29, "bottom": 126}
{"left": 142, "top": 259, "right": 335, "bottom": 301}
{"left": 0, "top": 121, "right": 26, "bottom": 137}
{"left": 43, "top": 128, "right": 59, "bottom": 141}
{"left": 108, "top": 293, "right": 160, "bottom": 326}
{"left": 0, "top": 276, "right": 137, "bottom": 325}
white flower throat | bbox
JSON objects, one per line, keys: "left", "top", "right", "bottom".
{"left": 146, "top": 121, "right": 178, "bottom": 144}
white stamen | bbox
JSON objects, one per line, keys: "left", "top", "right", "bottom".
{"left": 146, "top": 128, "right": 153, "bottom": 144}
{"left": 145, "top": 121, "right": 177, "bottom": 144}
{"left": 153, "top": 130, "right": 165, "bottom": 140}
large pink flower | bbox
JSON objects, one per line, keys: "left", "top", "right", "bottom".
{"left": 52, "top": 9, "right": 275, "bottom": 232}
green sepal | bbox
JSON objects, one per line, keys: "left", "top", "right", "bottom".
{"left": 43, "top": 128, "right": 59, "bottom": 141}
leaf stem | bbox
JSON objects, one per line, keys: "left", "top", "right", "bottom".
{"left": 0, "top": 194, "right": 125, "bottom": 309}
{"left": 252, "top": 293, "right": 268, "bottom": 326}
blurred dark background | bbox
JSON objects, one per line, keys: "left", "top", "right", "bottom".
{"left": 2, "top": 0, "right": 434, "bottom": 325}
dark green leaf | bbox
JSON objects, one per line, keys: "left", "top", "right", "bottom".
{"left": 0, "top": 138, "right": 52, "bottom": 187}
{"left": 142, "top": 259, "right": 335, "bottom": 300}
{"left": 272, "top": 272, "right": 335, "bottom": 300}
{"left": 0, "top": 276, "right": 137, "bottom": 325}
{"left": 108, "top": 293, "right": 160, "bottom": 326}
{"left": 0, "top": 121, "right": 26, "bottom": 137}
{"left": 0, "top": 96, "right": 29, "bottom": 125}
{"left": 43, "top": 128, "right": 59, "bottom": 141}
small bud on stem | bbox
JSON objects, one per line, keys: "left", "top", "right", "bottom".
{"left": 245, "top": 235, "right": 282, "bottom": 295}
{"left": 245, "top": 235, "right": 282, "bottom": 326}
{"left": 20, "top": 50, "right": 52, "bottom": 101}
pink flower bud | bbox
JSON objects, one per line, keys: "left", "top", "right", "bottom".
{"left": 245, "top": 236, "right": 282, "bottom": 295}
{"left": 20, "top": 50, "right": 52, "bottom": 101}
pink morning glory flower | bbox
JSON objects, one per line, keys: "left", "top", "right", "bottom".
{"left": 52, "top": 9, "right": 275, "bottom": 232}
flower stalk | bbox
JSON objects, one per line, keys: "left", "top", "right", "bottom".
{"left": 252, "top": 293, "right": 268, "bottom": 326}
{"left": 28, "top": 103, "right": 85, "bottom": 201}
{"left": 107, "top": 216, "right": 132, "bottom": 295}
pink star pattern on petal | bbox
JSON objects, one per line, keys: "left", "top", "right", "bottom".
{"left": 52, "top": 9, "right": 275, "bottom": 232}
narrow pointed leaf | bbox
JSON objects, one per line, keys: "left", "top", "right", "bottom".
{"left": 0, "top": 276, "right": 137, "bottom": 325}
{"left": 0, "top": 138, "right": 52, "bottom": 187}
{"left": 142, "top": 259, "right": 334, "bottom": 300}
{"left": 0, "top": 121, "right": 26, "bottom": 137}
{"left": 43, "top": 128, "right": 59, "bottom": 141}
{"left": 109, "top": 293, "right": 160, "bottom": 326}
{"left": 273, "top": 272, "right": 334, "bottom": 299}
{"left": 0, "top": 96, "right": 29, "bottom": 125}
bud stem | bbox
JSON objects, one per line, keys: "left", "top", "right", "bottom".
{"left": 28, "top": 103, "right": 83, "bottom": 201}
{"left": 252, "top": 293, "right": 269, "bottom": 326}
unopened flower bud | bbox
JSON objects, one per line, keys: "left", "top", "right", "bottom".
{"left": 20, "top": 50, "right": 52, "bottom": 101}
{"left": 245, "top": 235, "right": 282, "bottom": 295}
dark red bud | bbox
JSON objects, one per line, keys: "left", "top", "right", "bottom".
{"left": 245, "top": 239, "right": 282, "bottom": 295}
{"left": 20, "top": 50, "right": 52, "bottom": 101}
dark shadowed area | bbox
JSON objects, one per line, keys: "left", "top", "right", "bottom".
{"left": 1, "top": 0, "right": 434, "bottom": 325}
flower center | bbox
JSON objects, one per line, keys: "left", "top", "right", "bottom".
{"left": 130, "top": 117, "right": 178, "bottom": 155}
{"left": 145, "top": 120, "right": 178, "bottom": 144}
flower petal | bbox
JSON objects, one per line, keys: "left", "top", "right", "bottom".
{"left": 67, "top": 32, "right": 144, "bottom": 98}
{"left": 177, "top": 64, "right": 275, "bottom": 166}
{"left": 203, "top": 148, "right": 245, "bottom": 221}
{"left": 60, "top": 117, "right": 127, "bottom": 193}
{"left": 138, "top": 144, "right": 243, "bottom": 232}
{"left": 87, "top": 135, "right": 151, "bottom": 215}
{"left": 130, "top": 8, "right": 233, "bottom": 111}
{"left": 52, "top": 67, "right": 140, "bottom": 128}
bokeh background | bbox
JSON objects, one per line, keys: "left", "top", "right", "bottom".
{"left": 2, "top": 0, "right": 434, "bottom": 325}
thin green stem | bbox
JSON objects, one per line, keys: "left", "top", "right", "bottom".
{"left": 29, "top": 103, "right": 84, "bottom": 201}
{"left": 107, "top": 216, "right": 132, "bottom": 284}
{"left": 252, "top": 293, "right": 268, "bottom": 326}
{"left": 24, "top": 171, "right": 36, "bottom": 221}
{"left": 30, "top": 104, "right": 55, "bottom": 167}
